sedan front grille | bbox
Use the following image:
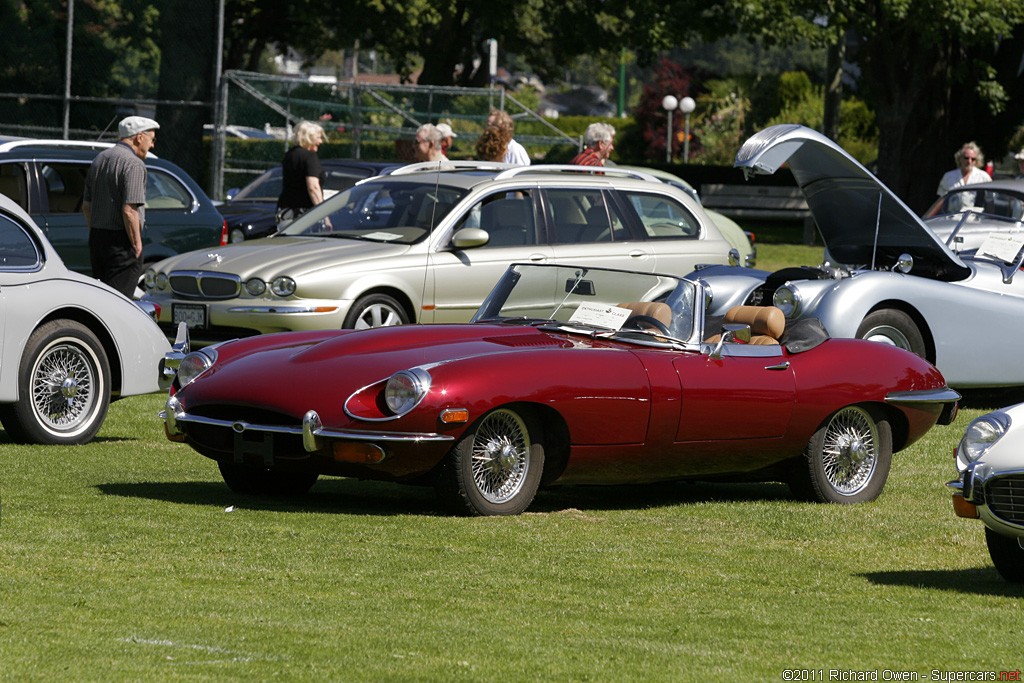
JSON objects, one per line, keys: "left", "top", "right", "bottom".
{"left": 169, "top": 270, "right": 241, "bottom": 300}
{"left": 986, "top": 475, "right": 1024, "bottom": 525}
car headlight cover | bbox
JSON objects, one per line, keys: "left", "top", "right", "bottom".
{"left": 245, "top": 278, "right": 267, "bottom": 296}
{"left": 271, "top": 276, "right": 296, "bottom": 297}
{"left": 176, "top": 349, "right": 218, "bottom": 389}
{"left": 957, "top": 412, "right": 1011, "bottom": 471}
{"left": 773, "top": 284, "right": 802, "bottom": 317}
{"left": 144, "top": 269, "right": 156, "bottom": 289}
{"left": 155, "top": 272, "right": 169, "bottom": 289}
{"left": 384, "top": 368, "right": 431, "bottom": 416}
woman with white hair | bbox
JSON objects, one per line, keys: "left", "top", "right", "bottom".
{"left": 278, "top": 120, "right": 325, "bottom": 219}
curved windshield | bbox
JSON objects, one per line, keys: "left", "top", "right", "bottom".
{"left": 473, "top": 263, "right": 699, "bottom": 345}
{"left": 278, "top": 180, "right": 467, "bottom": 244}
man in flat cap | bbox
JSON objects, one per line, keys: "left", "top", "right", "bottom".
{"left": 82, "top": 115, "right": 159, "bottom": 297}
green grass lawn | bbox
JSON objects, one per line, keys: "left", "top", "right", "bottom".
{"left": 2, "top": 241, "right": 1022, "bottom": 680}
{"left": 2, "top": 394, "right": 1020, "bottom": 681}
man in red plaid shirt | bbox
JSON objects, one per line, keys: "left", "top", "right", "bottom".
{"left": 571, "top": 123, "right": 616, "bottom": 167}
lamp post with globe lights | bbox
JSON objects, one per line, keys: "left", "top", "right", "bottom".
{"left": 680, "top": 96, "right": 695, "bottom": 163}
{"left": 661, "top": 95, "right": 678, "bottom": 163}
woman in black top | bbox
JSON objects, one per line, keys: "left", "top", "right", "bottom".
{"left": 278, "top": 120, "right": 325, "bottom": 220}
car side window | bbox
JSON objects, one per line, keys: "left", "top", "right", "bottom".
{"left": 146, "top": 170, "right": 193, "bottom": 210}
{"left": 625, "top": 191, "right": 701, "bottom": 239}
{"left": 0, "top": 163, "right": 29, "bottom": 211}
{"left": 455, "top": 190, "right": 537, "bottom": 247}
{"left": 544, "top": 188, "right": 626, "bottom": 244}
{"left": 40, "top": 163, "right": 88, "bottom": 214}
{"left": 0, "top": 212, "right": 42, "bottom": 269}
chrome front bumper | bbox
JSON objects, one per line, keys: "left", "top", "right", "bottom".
{"left": 162, "top": 395, "right": 454, "bottom": 454}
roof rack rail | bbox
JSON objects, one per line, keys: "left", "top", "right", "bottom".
{"left": 386, "top": 160, "right": 515, "bottom": 176}
{"left": 492, "top": 165, "right": 660, "bottom": 183}
{"left": 0, "top": 138, "right": 160, "bottom": 158}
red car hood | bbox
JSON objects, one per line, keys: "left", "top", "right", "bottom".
{"left": 179, "top": 323, "right": 576, "bottom": 418}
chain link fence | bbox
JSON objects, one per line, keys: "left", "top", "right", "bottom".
{"left": 210, "top": 71, "right": 581, "bottom": 198}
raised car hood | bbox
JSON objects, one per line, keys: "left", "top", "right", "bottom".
{"left": 736, "top": 124, "right": 969, "bottom": 280}
{"left": 155, "top": 236, "right": 412, "bottom": 279}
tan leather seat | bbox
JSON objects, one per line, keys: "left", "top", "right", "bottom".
{"left": 618, "top": 301, "right": 672, "bottom": 329}
{"left": 707, "top": 305, "right": 785, "bottom": 345}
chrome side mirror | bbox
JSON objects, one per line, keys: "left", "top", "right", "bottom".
{"left": 893, "top": 253, "right": 913, "bottom": 274}
{"left": 710, "top": 323, "right": 752, "bottom": 360}
{"left": 728, "top": 247, "right": 741, "bottom": 267}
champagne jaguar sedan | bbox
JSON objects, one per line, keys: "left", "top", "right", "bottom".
{"left": 142, "top": 163, "right": 738, "bottom": 345}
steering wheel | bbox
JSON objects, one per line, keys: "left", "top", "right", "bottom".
{"left": 623, "top": 314, "right": 670, "bottom": 335}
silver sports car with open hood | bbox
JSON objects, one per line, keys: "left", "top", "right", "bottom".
{"left": 693, "top": 124, "right": 1024, "bottom": 388}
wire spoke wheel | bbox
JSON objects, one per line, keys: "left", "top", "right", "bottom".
{"left": 470, "top": 409, "right": 531, "bottom": 504}
{"left": 436, "top": 406, "right": 545, "bottom": 516}
{"left": 819, "top": 406, "right": 879, "bottom": 496}
{"left": 789, "top": 404, "right": 892, "bottom": 504}
{"left": 0, "top": 320, "right": 110, "bottom": 445}
{"left": 31, "top": 339, "right": 100, "bottom": 432}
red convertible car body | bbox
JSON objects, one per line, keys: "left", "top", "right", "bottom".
{"left": 162, "top": 263, "right": 958, "bottom": 515}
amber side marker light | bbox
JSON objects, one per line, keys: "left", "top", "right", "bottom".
{"left": 332, "top": 443, "right": 386, "bottom": 464}
{"left": 440, "top": 408, "right": 470, "bottom": 424}
{"left": 952, "top": 494, "right": 979, "bottom": 519}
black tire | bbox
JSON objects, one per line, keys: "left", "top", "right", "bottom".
{"left": 342, "top": 293, "right": 410, "bottom": 329}
{"left": 789, "top": 405, "right": 892, "bottom": 504}
{"left": 217, "top": 460, "right": 319, "bottom": 496}
{"left": 0, "top": 320, "right": 110, "bottom": 445}
{"left": 855, "top": 309, "right": 926, "bottom": 359}
{"left": 435, "top": 407, "right": 545, "bottom": 516}
{"left": 985, "top": 527, "right": 1024, "bottom": 583}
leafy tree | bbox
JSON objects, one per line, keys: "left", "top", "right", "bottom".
{"left": 620, "top": 0, "right": 1024, "bottom": 211}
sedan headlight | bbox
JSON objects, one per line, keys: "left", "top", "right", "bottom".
{"left": 383, "top": 368, "right": 431, "bottom": 416}
{"left": 956, "top": 412, "right": 1011, "bottom": 472}
{"left": 144, "top": 269, "right": 168, "bottom": 291}
{"left": 773, "top": 284, "right": 802, "bottom": 317}
{"left": 245, "top": 278, "right": 267, "bottom": 296}
{"left": 176, "top": 349, "right": 218, "bottom": 389}
{"left": 271, "top": 276, "right": 296, "bottom": 297}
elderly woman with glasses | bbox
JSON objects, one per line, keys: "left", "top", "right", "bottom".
{"left": 937, "top": 141, "right": 992, "bottom": 197}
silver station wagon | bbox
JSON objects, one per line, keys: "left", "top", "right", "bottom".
{"left": 142, "top": 163, "right": 735, "bottom": 344}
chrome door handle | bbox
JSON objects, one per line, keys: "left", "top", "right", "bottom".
{"left": 765, "top": 362, "right": 790, "bottom": 371}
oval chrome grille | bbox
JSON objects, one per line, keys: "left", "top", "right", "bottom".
{"left": 169, "top": 270, "right": 241, "bottom": 300}
{"left": 987, "top": 474, "right": 1024, "bottom": 525}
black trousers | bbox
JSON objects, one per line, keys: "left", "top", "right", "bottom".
{"left": 89, "top": 228, "right": 143, "bottom": 298}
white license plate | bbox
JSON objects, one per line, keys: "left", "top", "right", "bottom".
{"left": 173, "top": 304, "right": 207, "bottom": 329}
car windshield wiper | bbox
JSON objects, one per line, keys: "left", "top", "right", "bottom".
{"left": 476, "top": 316, "right": 552, "bottom": 325}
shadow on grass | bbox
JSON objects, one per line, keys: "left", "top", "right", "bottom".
{"left": 97, "top": 478, "right": 795, "bottom": 516}
{"left": 860, "top": 568, "right": 1024, "bottom": 597}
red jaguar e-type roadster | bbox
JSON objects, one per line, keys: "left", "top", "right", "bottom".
{"left": 161, "top": 263, "right": 959, "bottom": 515}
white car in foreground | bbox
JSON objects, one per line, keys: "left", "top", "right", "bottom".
{"left": 949, "top": 402, "right": 1024, "bottom": 583}
{"left": 0, "top": 194, "right": 170, "bottom": 444}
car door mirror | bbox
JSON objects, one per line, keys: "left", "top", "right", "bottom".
{"left": 452, "top": 227, "right": 490, "bottom": 249}
{"left": 709, "top": 323, "right": 752, "bottom": 360}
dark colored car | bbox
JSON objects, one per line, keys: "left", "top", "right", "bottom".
{"left": 220, "top": 159, "right": 397, "bottom": 242}
{"left": 0, "top": 138, "right": 227, "bottom": 276}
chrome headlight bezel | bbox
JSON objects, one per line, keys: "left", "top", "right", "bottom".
{"left": 175, "top": 348, "right": 218, "bottom": 389}
{"left": 271, "top": 276, "right": 297, "bottom": 297}
{"left": 245, "top": 278, "right": 267, "bottom": 296}
{"left": 383, "top": 368, "right": 432, "bottom": 416}
{"left": 956, "top": 412, "right": 1011, "bottom": 472}
{"left": 773, "top": 284, "right": 802, "bottom": 318}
